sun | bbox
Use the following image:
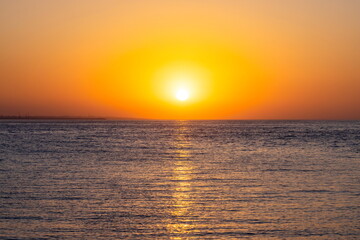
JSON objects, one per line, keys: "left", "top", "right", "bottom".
{"left": 154, "top": 63, "right": 211, "bottom": 104}
{"left": 176, "top": 88, "right": 189, "bottom": 101}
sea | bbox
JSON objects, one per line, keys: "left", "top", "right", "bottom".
{"left": 0, "top": 120, "right": 359, "bottom": 239}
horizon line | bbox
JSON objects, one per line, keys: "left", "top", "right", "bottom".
{"left": 0, "top": 115, "right": 359, "bottom": 121}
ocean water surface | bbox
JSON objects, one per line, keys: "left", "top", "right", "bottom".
{"left": 0, "top": 120, "right": 359, "bottom": 239}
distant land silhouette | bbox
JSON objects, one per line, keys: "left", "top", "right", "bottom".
{"left": 0, "top": 116, "right": 105, "bottom": 120}
{"left": 0, "top": 116, "right": 145, "bottom": 120}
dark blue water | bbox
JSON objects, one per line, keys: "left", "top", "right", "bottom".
{"left": 0, "top": 120, "right": 359, "bottom": 239}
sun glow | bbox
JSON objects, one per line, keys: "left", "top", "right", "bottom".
{"left": 176, "top": 88, "right": 189, "bottom": 101}
{"left": 89, "top": 39, "right": 269, "bottom": 119}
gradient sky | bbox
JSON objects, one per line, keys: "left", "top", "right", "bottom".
{"left": 1, "top": 0, "right": 359, "bottom": 119}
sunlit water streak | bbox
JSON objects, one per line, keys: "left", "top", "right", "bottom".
{"left": 0, "top": 120, "right": 359, "bottom": 239}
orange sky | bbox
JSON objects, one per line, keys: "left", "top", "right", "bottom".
{"left": 1, "top": 0, "right": 359, "bottom": 119}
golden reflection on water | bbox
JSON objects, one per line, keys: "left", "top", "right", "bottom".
{"left": 166, "top": 121, "right": 197, "bottom": 238}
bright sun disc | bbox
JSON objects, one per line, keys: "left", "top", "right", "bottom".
{"left": 176, "top": 89, "right": 189, "bottom": 101}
